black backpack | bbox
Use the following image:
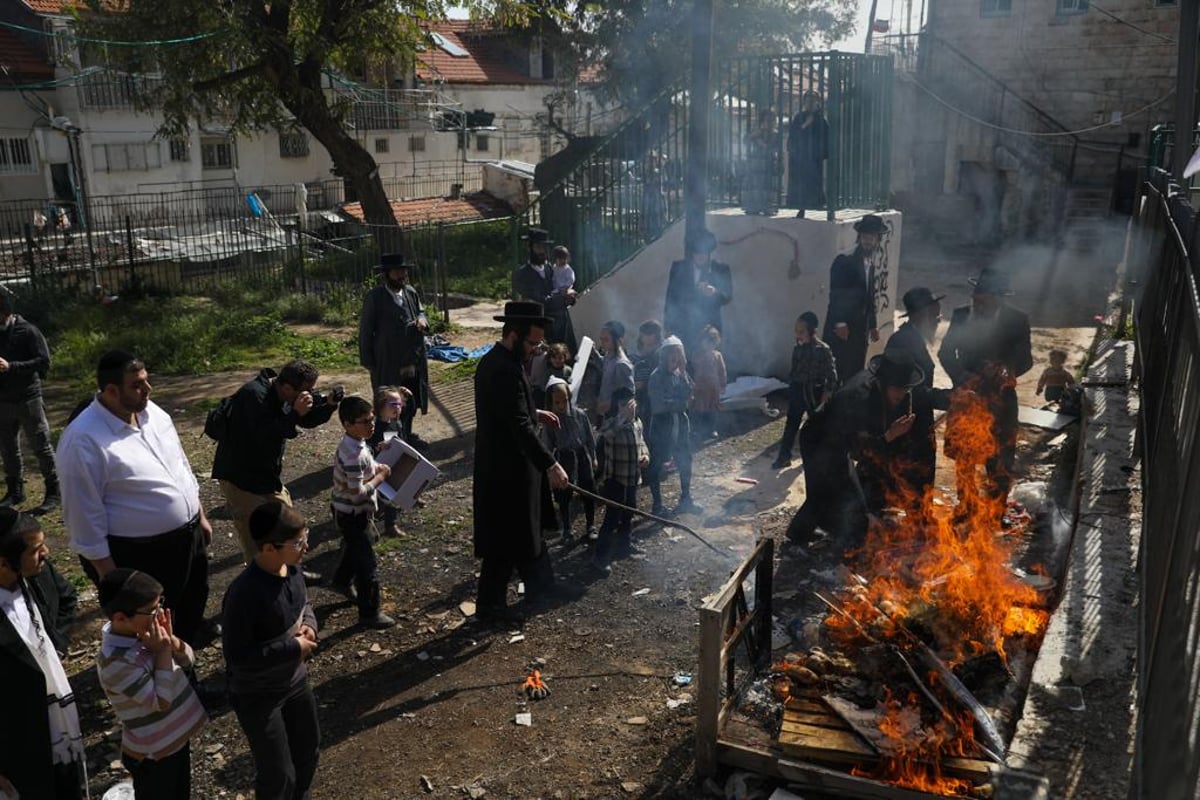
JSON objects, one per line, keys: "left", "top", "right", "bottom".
{"left": 204, "top": 395, "right": 235, "bottom": 441}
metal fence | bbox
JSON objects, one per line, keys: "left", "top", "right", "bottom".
{"left": 1129, "top": 167, "right": 1200, "bottom": 799}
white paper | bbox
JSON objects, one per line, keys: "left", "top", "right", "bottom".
{"left": 1185, "top": 146, "right": 1200, "bottom": 179}
{"left": 375, "top": 438, "right": 439, "bottom": 509}
{"left": 569, "top": 335, "right": 594, "bottom": 403}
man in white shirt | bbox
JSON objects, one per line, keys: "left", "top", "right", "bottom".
{"left": 57, "top": 349, "right": 214, "bottom": 645}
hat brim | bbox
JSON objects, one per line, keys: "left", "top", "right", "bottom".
{"left": 493, "top": 313, "right": 554, "bottom": 326}
{"left": 853, "top": 219, "right": 887, "bottom": 234}
{"left": 868, "top": 355, "right": 925, "bottom": 388}
{"left": 375, "top": 263, "right": 414, "bottom": 273}
{"left": 967, "top": 277, "right": 1013, "bottom": 296}
{"left": 898, "top": 293, "right": 947, "bottom": 318}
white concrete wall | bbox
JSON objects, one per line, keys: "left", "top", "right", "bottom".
{"left": 572, "top": 209, "right": 903, "bottom": 382}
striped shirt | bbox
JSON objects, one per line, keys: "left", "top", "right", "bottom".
{"left": 332, "top": 434, "right": 378, "bottom": 515}
{"left": 96, "top": 623, "right": 207, "bottom": 761}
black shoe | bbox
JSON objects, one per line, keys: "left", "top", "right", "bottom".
{"left": 329, "top": 580, "right": 358, "bottom": 602}
{"left": 674, "top": 498, "right": 703, "bottom": 515}
{"left": 476, "top": 604, "right": 525, "bottom": 627}
{"left": 0, "top": 478, "right": 25, "bottom": 509}
{"left": 408, "top": 434, "right": 431, "bottom": 453}
{"left": 771, "top": 456, "right": 792, "bottom": 470}
{"left": 359, "top": 612, "right": 396, "bottom": 629}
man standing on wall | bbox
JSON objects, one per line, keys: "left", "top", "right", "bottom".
{"left": 664, "top": 229, "right": 733, "bottom": 358}
{"left": 0, "top": 292, "right": 59, "bottom": 515}
{"left": 359, "top": 254, "right": 431, "bottom": 448}
{"left": 824, "top": 214, "right": 886, "bottom": 383}
{"left": 512, "top": 228, "right": 577, "bottom": 350}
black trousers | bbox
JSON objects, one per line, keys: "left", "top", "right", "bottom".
{"left": 0, "top": 396, "right": 56, "bottom": 483}
{"left": 595, "top": 478, "right": 637, "bottom": 561}
{"left": 829, "top": 331, "right": 868, "bottom": 385}
{"left": 776, "top": 384, "right": 816, "bottom": 461}
{"left": 476, "top": 550, "right": 554, "bottom": 610}
{"left": 331, "top": 510, "right": 379, "bottom": 617}
{"left": 553, "top": 448, "right": 596, "bottom": 532}
{"left": 232, "top": 681, "right": 321, "bottom": 800}
{"left": 647, "top": 412, "right": 693, "bottom": 505}
{"left": 122, "top": 743, "right": 191, "bottom": 800}
{"left": 82, "top": 519, "right": 209, "bottom": 645}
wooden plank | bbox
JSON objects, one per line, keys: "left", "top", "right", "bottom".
{"left": 785, "top": 709, "right": 850, "bottom": 728}
{"left": 777, "top": 759, "right": 973, "bottom": 800}
{"left": 778, "top": 721, "right": 877, "bottom": 761}
{"left": 696, "top": 604, "right": 723, "bottom": 777}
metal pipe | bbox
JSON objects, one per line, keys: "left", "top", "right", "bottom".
{"left": 684, "top": 0, "right": 714, "bottom": 249}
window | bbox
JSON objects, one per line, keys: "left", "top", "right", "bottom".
{"left": 980, "top": 0, "right": 1011, "bottom": 16}
{"left": 408, "top": 135, "right": 426, "bottom": 152}
{"left": 0, "top": 137, "right": 35, "bottom": 174}
{"left": 1056, "top": 0, "right": 1088, "bottom": 14}
{"left": 1155, "top": 0, "right": 1178, "bottom": 6}
{"left": 168, "top": 138, "right": 190, "bottom": 163}
{"left": 278, "top": 132, "right": 309, "bottom": 159}
{"left": 476, "top": 134, "right": 490, "bottom": 152}
{"left": 90, "top": 142, "right": 162, "bottom": 172}
{"left": 374, "top": 137, "right": 389, "bottom": 154}
{"left": 201, "top": 137, "right": 234, "bottom": 170}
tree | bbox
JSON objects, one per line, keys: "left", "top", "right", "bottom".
{"left": 562, "top": 0, "right": 859, "bottom": 109}
{"left": 78, "top": 1, "right": 540, "bottom": 232}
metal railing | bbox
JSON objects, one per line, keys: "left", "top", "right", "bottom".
{"left": 1129, "top": 167, "right": 1200, "bottom": 799}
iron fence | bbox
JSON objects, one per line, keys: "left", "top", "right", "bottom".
{"left": 1129, "top": 167, "right": 1200, "bottom": 799}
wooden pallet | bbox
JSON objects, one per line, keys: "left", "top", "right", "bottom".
{"left": 778, "top": 693, "right": 994, "bottom": 783}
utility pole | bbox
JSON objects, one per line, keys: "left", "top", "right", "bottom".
{"left": 1174, "top": 0, "right": 1200, "bottom": 182}
{"left": 865, "top": 0, "right": 881, "bottom": 54}
{"left": 685, "top": 0, "right": 714, "bottom": 249}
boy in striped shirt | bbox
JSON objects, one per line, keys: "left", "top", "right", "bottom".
{"left": 330, "top": 395, "right": 395, "bottom": 629}
{"left": 96, "top": 568, "right": 207, "bottom": 799}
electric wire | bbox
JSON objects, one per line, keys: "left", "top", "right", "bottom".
{"left": 1088, "top": 3, "right": 1176, "bottom": 45}
{"left": 0, "top": 17, "right": 216, "bottom": 46}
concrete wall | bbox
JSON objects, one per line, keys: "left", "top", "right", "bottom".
{"left": 572, "top": 209, "right": 903, "bottom": 381}
{"left": 927, "top": 0, "right": 1177, "bottom": 184}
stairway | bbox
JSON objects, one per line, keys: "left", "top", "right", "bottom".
{"left": 1063, "top": 186, "right": 1112, "bottom": 255}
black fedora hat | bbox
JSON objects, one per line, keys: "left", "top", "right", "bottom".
{"left": 853, "top": 214, "right": 887, "bottom": 235}
{"left": 899, "top": 287, "right": 946, "bottom": 318}
{"left": 968, "top": 266, "right": 1013, "bottom": 296}
{"left": 374, "top": 253, "right": 416, "bottom": 273}
{"left": 521, "top": 227, "right": 553, "bottom": 244}
{"left": 493, "top": 300, "right": 553, "bottom": 326}
{"left": 869, "top": 350, "right": 925, "bottom": 389}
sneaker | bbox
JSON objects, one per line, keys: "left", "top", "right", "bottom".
{"left": 650, "top": 503, "right": 671, "bottom": 519}
{"left": 329, "top": 580, "right": 358, "bottom": 602}
{"left": 382, "top": 524, "right": 403, "bottom": 538}
{"left": 772, "top": 456, "right": 792, "bottom": 470}
{"left": 359, "top": 612, "right": 396, "bottom": 630}
{"left": 674, "top": 497, "right": 703, "bottom": 515}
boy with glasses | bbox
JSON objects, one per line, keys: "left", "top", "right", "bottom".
{"left": 222, "top": 501, "right": 320, "bottom": 800}
{"left": 97, "top": 568, "right": 207, "bottom": 799}
{"left": 330, "top": 395, "right": 394, "bottom": 629}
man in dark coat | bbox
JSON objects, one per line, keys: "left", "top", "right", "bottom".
{"left": 788, "top": 350, "right": 932, "bottom": 548}
{"left": 824, "top": 214, "right": 885, "bottom": 382}
{"left": 664, "top": 229, "right": 733, "bottom": 356}
{"left": 787, "top": 90, "right": 829, "bottom": 217}
{"left": 512, "top": 229, "right": 577, "bottom": 351}
{"left": 0, "top": 291, "right": 58, "bottom": 515}
{"left": 938, "top": 266, "right": 1033, "bottom": 506}
{"left": 0, "top": 509, "right": 84, "bottom": 800}
{"left": 885, "top": 287, "right": 952, "bottom": 497}
{"left": 359, "top": 253, "right": 431, "bottom": 447}
{"left": 473, "top": 301, "right": 570, "bottom": 626}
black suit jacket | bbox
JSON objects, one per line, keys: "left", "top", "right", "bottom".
{"left": 886, "top": 322, "right": 950, "bottom": 411}
{"left": 664, "top": 258, "right": 733, "bottom": 350}
{"left": 937, "top": 303, "right": 1033, "bottom": 387}
{"left": 512, "top": 263, "right": 575, "bottom": 348}
{"left": 823, "top": 247, "right": 877, "bottom": 342}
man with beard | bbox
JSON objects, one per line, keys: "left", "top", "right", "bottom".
{"left": 0, "top": 509, "right": 84, "bottom": 800}
{"left": 57, "top": 350, "right": 214, "bottom": 645}
{"left": 938, "top": 266, "right": 1033, "bottom": 507}
{"left": 664, "top": 229, "right": 733, "bottom": 358}
{"left": 824, "top": 214, "right": 886, "bottom": 382}
{"left": 472, "top": 302, "right": 569, "bottom": 626}
{"left": 884, "top": 287, "right": 952, "bottom": 499}
{"left": 359, "top": 254, "right": 431, "bottom": 448}
{"left": 512, "top": 229, "right": 577, "bottom": 350}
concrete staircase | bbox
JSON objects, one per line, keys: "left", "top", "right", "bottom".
{"left": 1063, "top": 185, "right": 1113, "bottom": 255}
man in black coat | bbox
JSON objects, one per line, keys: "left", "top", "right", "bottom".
{"left": 473, "top": 302, "right": 570, "bottom": 626}
{"left": 788, "top": 350, "right": 933, "bottom": 547}
{"left": 0, "top": 509, "right": 84, "bottom": 800}
{"left": 824, "top": 214, "right": 886, "bottom": 382}
{"left": 512, "top": 228, "right": 577, "bottom": 351}
{"left": 664, "top": 229, "right": 733, "bottom": 357}
{"left": 938, "top": 266, "right": 1033, "bottom": 507}
{"left": 0, "top": 292, "right": 58, "bottom": 515}
{"left": 359, "top": 254, "right": 431, "bottom": 446}
{"left": 212, "top": 359, "right": 338, "bottom": 564}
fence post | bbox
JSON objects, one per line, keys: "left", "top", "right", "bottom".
{"left": 297, "top": 227, "right": 308, "bottom": 296}
{"left": 125, "top": 216, "right": 135, "bottom": 288}
{"left": 22, "top": 224, "right": 36, "bottom": 288}
{"left": 437, "top": 223, "right": 449, "bottom": 326}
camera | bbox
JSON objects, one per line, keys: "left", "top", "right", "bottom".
{"left": 311, "top": 384, "right": 345, "bottom": 408}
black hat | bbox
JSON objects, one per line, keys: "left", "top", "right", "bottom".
{"left": 853, "top": 214, "right": 887, "bottom": 235}
{"left": 687, "top": 229, "right": 718, "bottom": 255}
{"left": 493, "top": 301, "right": 554, "bottom": 326}
{"left": 869, "top": 350, "right": 925, "bottom": 389}
{"left": 521, "top": 228, "right": 553, "bottom": 244}
{"left": 374, "top": 253, "right": 416, "bottom": 273}
{"left": 968, "top": 266, "right": 1013, "bottom": 296}
{"left": 98, "top": 568, "right": 164, "bottom": 617}
{"left": 899, "top": 287, "right": 946, "bottom": 318}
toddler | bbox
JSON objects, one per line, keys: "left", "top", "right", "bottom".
{"left": 368, "top": 385, "right": 413, "bottom": 537}
{"left": 690, "top": 324, "right": 727, "bottom": 440}
{"left": 1036, "top": 349, "right": 1076, "bottom": 403}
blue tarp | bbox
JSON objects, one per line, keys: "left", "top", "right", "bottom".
{"left": 426, "top": 342, "right": 493, "bottom": 363}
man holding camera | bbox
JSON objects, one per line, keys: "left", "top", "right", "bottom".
{"left": 359, "top": 254, "right": 430, "bottom": 448}
{"left": 212, "top": 360, "right": 340, "bottom": 564}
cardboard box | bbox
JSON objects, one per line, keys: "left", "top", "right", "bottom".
{"left": 375, "top": 438, "right": 439, "bottom": 510}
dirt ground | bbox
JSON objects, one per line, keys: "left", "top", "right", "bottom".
{"left": 35, "top": 227, "right": 1122, "bottom": 800}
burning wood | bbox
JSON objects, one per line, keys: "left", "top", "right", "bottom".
{"left": 522, "top": 669, "right": 551, "bottom": 701}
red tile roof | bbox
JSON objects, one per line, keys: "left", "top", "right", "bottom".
{"left": 0, "top": 29, "right": 53, "bottom": 80}
{"left": 340, "top": 191, "right": 512, "bottom": 226}
{"left": 416, "top": 21, "right": 534, "bottom": 85}
{"left": 21, "top": 0, "right": 79, "bottom": 13}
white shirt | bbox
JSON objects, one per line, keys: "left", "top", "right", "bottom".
{"left": 0, "top": 584, "right": 38, "bottom": 649}
{"left": 57, "top": 398, "right": 201, "bottom": 560}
